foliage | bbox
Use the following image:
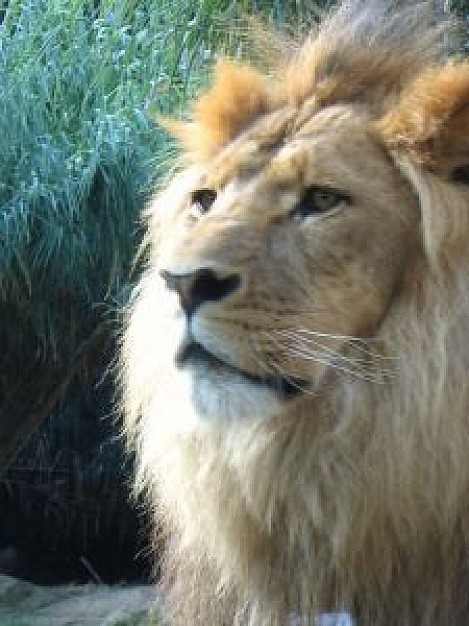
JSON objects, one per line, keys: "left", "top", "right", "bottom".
{"left": 451, "top": 0, "right": 469, "bottom": 14}
{"left": 0, "top": 0, "right": 198, "bottom": 371}
{"left": 450, "top": 0, "right": 469, "bottom": 52}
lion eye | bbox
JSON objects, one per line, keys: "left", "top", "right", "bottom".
{"left": 190, "top": 188, "right": 217, "bottom": 216}
{"left": 291, "top": 186, "right": 351, "bottom": 221}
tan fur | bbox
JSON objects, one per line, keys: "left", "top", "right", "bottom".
{"left": 166, "top": 59, "right": 274, "bottom": 161}
{"left": 379, "top": 63, "right": 469, "bottom": 174}
{"left": 122, "top": 2, "right": 469, "bottom": 624}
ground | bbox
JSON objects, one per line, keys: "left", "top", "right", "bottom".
{"left": 0, "top": 575, "right": 161, "bottom": 626}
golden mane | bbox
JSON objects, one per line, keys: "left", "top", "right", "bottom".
{"left": 170, "top": 1, "right": 450, "bottom": 160}
{"left": 122, "top": 2, "right": 469, "bottom": 625}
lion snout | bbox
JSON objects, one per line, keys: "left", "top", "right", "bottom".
{"left": 159, "top": 267, "right": 241, "bottom": 318}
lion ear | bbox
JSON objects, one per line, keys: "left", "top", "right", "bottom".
{"left": 378, "top": 62, "right": 469, "bottom": 182}
{"left": 161, "top": 59, "right": 273, "bottom": 160}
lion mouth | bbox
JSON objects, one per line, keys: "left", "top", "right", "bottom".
{"left": 175, "top": 341, "right": 304, "bottom": 398}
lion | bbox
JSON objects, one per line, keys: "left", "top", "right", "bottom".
{"left": 122, "top": 1, "right": 469, "bottom": 624}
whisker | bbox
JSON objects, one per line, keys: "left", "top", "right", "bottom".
{"left": 281, "top": 344, "right": 390, "bottom": 383}
{"left": 265, "top": 329, "right": 395, "bottom": 383}
{"left": 274, "top": 327, "right": 396, "bottom": 359}
{"left": 285, "top": 338, "right": 396, "bottom": 377}
{"left": 246, "top": 333, "right": 317, "bottom": 396}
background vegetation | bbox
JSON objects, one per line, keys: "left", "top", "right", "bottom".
{"left": 0, "top": 0, "right": 466, "bottom": 584}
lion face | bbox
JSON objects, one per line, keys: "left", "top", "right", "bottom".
{"left": 155, "top": 104, "right": 419, "bottom": 422}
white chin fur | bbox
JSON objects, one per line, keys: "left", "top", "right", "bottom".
{"left": 184, "top": 363, "right": 282, "bottom": 424}
{"left": 157, "top": 364, "right": 283, "bottom": 435}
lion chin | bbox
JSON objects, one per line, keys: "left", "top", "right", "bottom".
{"left": 122, "top": 1, "right": 469, "bottom": 625}
{"left": 170, "top": 341, "right": 288, "bottom": 426}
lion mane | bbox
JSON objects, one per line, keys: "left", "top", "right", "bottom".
{"left": 122, "top": 2, "right": 469, "bottom": 624}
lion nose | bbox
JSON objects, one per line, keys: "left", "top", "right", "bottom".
{"left": 160, "top": 268, "right": 241, "bottom": 318}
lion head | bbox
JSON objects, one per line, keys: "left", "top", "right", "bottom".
{"left": 123, "top": 2, "right": 469, "bottom": 624}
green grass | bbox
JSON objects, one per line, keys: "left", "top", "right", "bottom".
{"left": 0, "top": 0, "right": 216, "bottom": 344}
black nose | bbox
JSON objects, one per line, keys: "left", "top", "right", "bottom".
{"left": 160, "top": 268, "right": 241, "bottom": 317}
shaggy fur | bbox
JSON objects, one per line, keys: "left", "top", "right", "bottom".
{"left": 122, "top": 2, "right": 469, "bottom": 624}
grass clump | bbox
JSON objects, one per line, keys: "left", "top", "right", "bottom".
{"left": 0, "top": 0, "right": 214, "bottom": 352}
